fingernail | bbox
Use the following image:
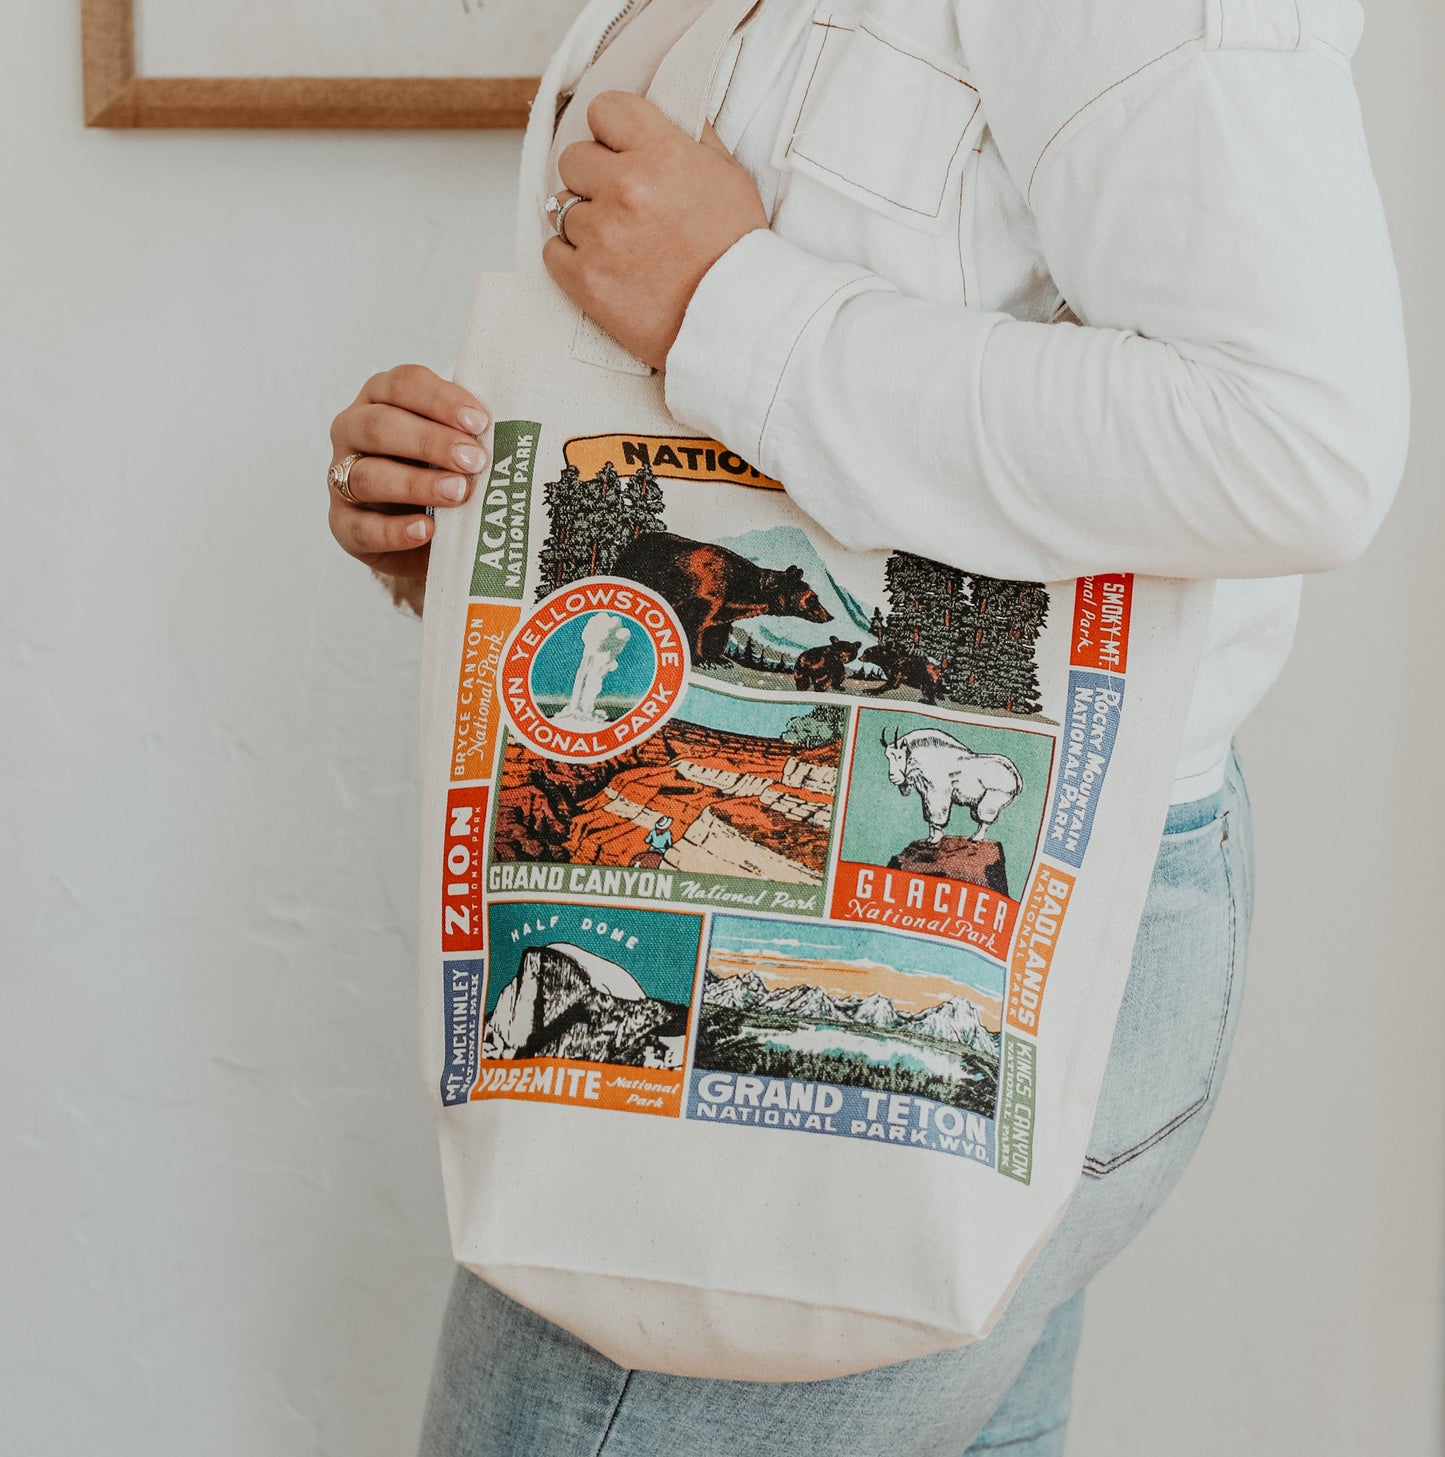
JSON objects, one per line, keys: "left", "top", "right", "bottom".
{"left": 437, "top": 475, "right": 467, "bottom": 503}
{"left": 458, "top": 407, "right": 488, "bottom": 434}
{"left": 407, "top": 519, "right": 432, "bottom": 543}
{"left": 452, "top": 443, "right": 484, "bottom": 472}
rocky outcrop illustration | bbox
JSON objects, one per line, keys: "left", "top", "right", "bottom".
{"left": 484, "top": 943, "right": 689, "bottom": 1069}
{"left": 888, "top": 836, "right": 1009, "bottom": 896}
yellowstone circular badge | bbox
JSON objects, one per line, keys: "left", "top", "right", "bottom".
{"left": 500, "top": 579, "right": 690, "bottom": 763}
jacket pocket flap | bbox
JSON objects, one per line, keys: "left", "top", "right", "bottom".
{"left": 776, "top": 13, "right": 985, "bottom": 234}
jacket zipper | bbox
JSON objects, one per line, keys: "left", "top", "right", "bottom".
{"left": 592, "top": 0, "right": 641, "bottom": 65}
{"left": 556, "top": 0, "right": 642, "bottom": 124}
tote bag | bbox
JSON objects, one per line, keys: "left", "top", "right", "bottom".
{"left": 419, "top": 0, "right": 1214, "bottom": 1382}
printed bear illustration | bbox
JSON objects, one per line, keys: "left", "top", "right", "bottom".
{"left": 861, "top": 643, "right": 945, "bottom": 705}
{"left": 613, "top": 531, "right": 832, "bottom": 664}
{"left": 793, "top": 637, "right": 861, "bottom": 693}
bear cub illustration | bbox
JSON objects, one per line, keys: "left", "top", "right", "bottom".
{"left": 861, "top": 643, "right": 946, "bottom": 705}
{"left": 613, "top": 532, "right": 832, "bottom": 664}
{"left": 793, "top": 637, "right": 861, "bottom": 693}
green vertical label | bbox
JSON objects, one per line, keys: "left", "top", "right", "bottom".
{"left": 997, "top": 1033, "right": 1037, "bottom": 1185}
{"left": 469, "top": 420, "right": 541, "bottom": 600}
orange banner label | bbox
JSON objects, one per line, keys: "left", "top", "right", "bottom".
{"left": 1071, "top": 575, "right": 1134, "bottom": 674}
{"left": 564, "top": 434, "right": 783, "bottom": 491}
{"left": 452, "top": 603, "right": 518, "bottom": 782}
{"left": 469, "top": 1059, "right": 684, "bottom": 1117}
{"left": 1006, "top": 862, "right": 1076, "bottom": 1034}
{"left": 830, "top": 861, "right": 1020, "bottom": 962}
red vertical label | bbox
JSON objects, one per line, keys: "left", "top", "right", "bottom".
{"left": 442, "top": 786, "right": 488, "bottom": 955}
{"left": 1071, "top": 575, "right": 1134, "bottom": 673}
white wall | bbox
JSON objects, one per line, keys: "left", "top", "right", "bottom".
{"left": 2, "top": 4, "right": 1439, "bottom": 1454}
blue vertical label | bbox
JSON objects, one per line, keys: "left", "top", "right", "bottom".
{"left": 1045, "top": 671, "right": 1124, "bottom": 870}
{"left": 440, "top": 959, "right": 485, "bottom": 1107}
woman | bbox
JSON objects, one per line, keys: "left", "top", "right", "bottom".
{"left": 328, "top": 1, "right": 1409, "bottom": 1451}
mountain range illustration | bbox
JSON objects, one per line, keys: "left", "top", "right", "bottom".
{"left": 483, "top": 943, "right": 689, "bottom": 1069}
{"left": 703, "top": 968, "right": 999, "bottom": 1059}
{"left": 717, "top": 525, "right": 877, "bottom": 656}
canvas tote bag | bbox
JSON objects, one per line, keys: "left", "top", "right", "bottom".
{"left": 418, "top": 0, "right": 1214, "bottom": 1382}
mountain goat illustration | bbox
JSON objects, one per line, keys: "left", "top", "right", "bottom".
{"left": 880, "top": 727, "right": 1024, "bottom": 845}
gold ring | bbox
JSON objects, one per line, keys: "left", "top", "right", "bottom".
{"left": 328, "top": 453, "right": 364, "bottom": 505}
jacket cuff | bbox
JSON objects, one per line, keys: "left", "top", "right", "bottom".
{"left": 663, "top": 228, "right": 888, "bottom": 467}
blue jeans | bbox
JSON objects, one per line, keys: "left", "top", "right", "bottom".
{"left": 419, "top": 750, "right": 1255, "bottom": 1456}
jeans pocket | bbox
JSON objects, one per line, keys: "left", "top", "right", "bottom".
{"left": 1082, "top": 780, "right": 1247, "bottom": 1178}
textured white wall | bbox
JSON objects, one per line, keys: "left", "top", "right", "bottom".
{"left": 2, "top": 3, "right": 1439, "bottom": 1455}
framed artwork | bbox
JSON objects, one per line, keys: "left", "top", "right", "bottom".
{"left": 81, "top": 0, "right": 589, "bottom": 129}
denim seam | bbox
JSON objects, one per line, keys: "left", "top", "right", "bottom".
{"left": 592, "top": 1371, "right": 633, "bottom": 1457}
{"left": 969, "top": 1414, "right": 1071, "bottom": 1450}
{"left": 1082, "top": 813, "right": 1238, "bottom": 1178}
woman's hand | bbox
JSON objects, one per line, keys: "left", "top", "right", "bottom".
{"left": 328, "top": 364, "right": 490, "bottom": 594}
{"left": 544, "top": 94, "right": 768, "bottom": 370}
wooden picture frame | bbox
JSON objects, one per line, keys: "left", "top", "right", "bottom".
{"left": 81, "top": 0, "right": 546, "bottom": 129}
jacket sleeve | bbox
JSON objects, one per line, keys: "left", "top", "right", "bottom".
{"left": 662, "top": 19, "right": 1410, "bottom": 583}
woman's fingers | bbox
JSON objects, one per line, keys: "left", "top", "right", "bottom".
{"left": 557, "top": 141, "right": 618, "bottom": 204}
{"left": 364, "top": 362, "right": 488, "bottom": 436}
{"left": 330, "top": 496, "right": 435, "bottom": 556}
{"left": 347, "top": 401, "right": 489, "bottom": 476}
{"left": 585, "top": 91, "right": 674, "bottom": 153}
{"left": 327, "top": 363, "right": 490, "bottom": 574}
{"left": 345, "top": 454, "right": 471, "bottom": 510}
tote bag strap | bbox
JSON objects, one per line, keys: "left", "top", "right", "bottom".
{"left": 572, "top": 0, "right": 762, "bottom": 373}
{"left": 649, "top": 0, "right": 761, "bottom": 137}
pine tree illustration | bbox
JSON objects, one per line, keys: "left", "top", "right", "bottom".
{"left": 881, "top": 552, "right": 1050, "bottom": 712}
{"left": 622, "top": 462, "right": 667, "bottom": 543}
{"left": 956, "top": 576, "right": 1050, "bottom": 714}
{"left": 535, "top": 464, "right": 583, "bottom": 599}
{"left": 881, "top": 552, "right": 968, "bottom": 668}
{"left": 585, "top": 462, "right": 625, "bottom": 578}
{"left": 535, "top": 459, "right": 668, "bottom": 599}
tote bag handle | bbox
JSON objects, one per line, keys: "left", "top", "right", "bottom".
{"left": 649, "top": 0, "right": 761, "bottom": 138}
{"left": 572, "top": 0, "right": 763, "bottom": 373}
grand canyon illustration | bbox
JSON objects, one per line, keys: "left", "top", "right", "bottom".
{"left": 491, "top": 695, "right": 842, "bottom": 888}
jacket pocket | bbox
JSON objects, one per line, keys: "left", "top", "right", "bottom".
{"left": 1082, "top": 799, "right": 1245, "bottom": 1178}
{"left": 1206, "top": 0, "right": 1305, "bottom": 50}
{"left": 773, "top": 10, "right": 985, "bottom": 235}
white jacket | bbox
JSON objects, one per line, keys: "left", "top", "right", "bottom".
{"left": 524, "top": 0, "right": 1411, "bottom": 799}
